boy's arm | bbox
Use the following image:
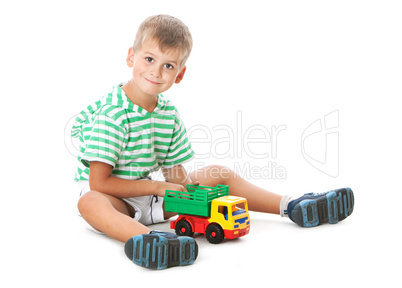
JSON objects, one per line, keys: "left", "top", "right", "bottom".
{"left": 89, "top": 161, "right": 185, "bottom": 198}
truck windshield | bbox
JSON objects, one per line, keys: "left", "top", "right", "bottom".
{"left": 218, "top": 202, "right": 248, "bottom": 220}
{"left": 232, "top": 202, "right": 246, "bottom": 216}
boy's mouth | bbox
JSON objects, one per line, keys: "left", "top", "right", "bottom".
{"left": 144, "top": 77, "right": 161, "bottom": 85}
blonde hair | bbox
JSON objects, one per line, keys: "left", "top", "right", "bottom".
{"left": 133, "top": 15, "right": 193, "bottom": 67}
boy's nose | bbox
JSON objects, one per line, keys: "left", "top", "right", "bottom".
{"left": 149, "top": 67, "right": 161, "bottom": 78}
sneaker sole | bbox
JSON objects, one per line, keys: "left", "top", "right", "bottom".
{"left": 291, "top": 188, "right": 354, "bottom": 227}
{"left": 124, "top": 234, "right": 198, "bottom": 269}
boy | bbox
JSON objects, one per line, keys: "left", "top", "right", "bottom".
{"left": 72, "top": 15, "right": 354, "bottom": 270}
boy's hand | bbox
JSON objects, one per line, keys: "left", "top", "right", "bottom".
{"left": 157, "top": 179, "right": 201, "bottom": 198}
{"left": 161, "top": 165, "right": 195, "bottom": 194}
{"left": 157, "top": 181, "right": 186, "bottom": 197}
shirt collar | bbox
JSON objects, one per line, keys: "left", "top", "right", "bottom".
{"left": 111, "top": 85, "right": 168, "bottom": 115}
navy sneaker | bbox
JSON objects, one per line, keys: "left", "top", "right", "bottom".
{"left": 285, "top": 187, "right": 354, "bottom": 227}
{"left": 124, "top": 231, "right": 198, "bottom": 269}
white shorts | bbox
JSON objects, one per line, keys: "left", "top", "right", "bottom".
{"left": 76, "top": 180, "right": 165, "bottom": 233}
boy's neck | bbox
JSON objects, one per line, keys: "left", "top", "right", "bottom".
{"left": 121, "top": 81, "right": 158, "bottom": 113}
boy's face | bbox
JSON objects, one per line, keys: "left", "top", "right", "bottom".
{"left": 126, "top": 39, "right": 186, "bottom": 98}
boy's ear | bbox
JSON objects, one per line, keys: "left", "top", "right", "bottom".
{"left": 175, "top": 66, "right": 186, "bottom": 84}
{"left": 126, "top": 47, "right": 135, "bottom": 68}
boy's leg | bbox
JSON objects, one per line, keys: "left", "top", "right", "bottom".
{"left": 78, "top": 191, "right": 198, "bottom": 269}
{"left": 78, "top": 191, "right": 151, "bottom": 243}
{"left": 187, "top": 165, "right": 354, "bottom": 227}
{"left": 188, "top": 165, "right": 282, "bottom": 214}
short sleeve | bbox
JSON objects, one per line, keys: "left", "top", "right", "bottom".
{"left": 80, "top": 112, "right": 127, "bottom": 168}
{"left": 162, "top": 111, "right": 194, "bottom": 168}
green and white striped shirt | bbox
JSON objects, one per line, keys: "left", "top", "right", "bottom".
{"left": 71, "top": 85, "right": 194, "bottom": 181}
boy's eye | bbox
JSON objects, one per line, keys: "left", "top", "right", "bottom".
{"left": 164, "top": 63, "right": 174, "bottom": 69}
{"left": 145, "top": 57, "right": 154, "bottom": 62}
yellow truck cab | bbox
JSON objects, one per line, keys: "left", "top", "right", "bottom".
{"left": 211, "top": 195, "right": 250, "bottom": 240}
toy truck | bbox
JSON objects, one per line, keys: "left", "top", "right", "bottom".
{"left": 164, "top": 184, "right": 250, "bottom": 244}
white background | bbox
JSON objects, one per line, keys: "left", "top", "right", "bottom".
{"left": 1, "top": 0, "right": 401, "bottom": 287}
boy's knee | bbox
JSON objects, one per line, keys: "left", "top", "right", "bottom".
{"left": 77, "top": 191, "right": 100, "bottom": 217}
{"left": 207, "top": 165, "right": 235, "bottom": 184}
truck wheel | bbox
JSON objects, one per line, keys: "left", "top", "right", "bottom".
{"left": 205, "top": 223, "right": 224, "bottom": 244}
{"left": 175, "top": 220, "right": 194, "bottom": 237}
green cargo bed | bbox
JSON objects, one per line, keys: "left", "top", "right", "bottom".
{"left": 164, "top": 184, "right": 229, "bottom": 217}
